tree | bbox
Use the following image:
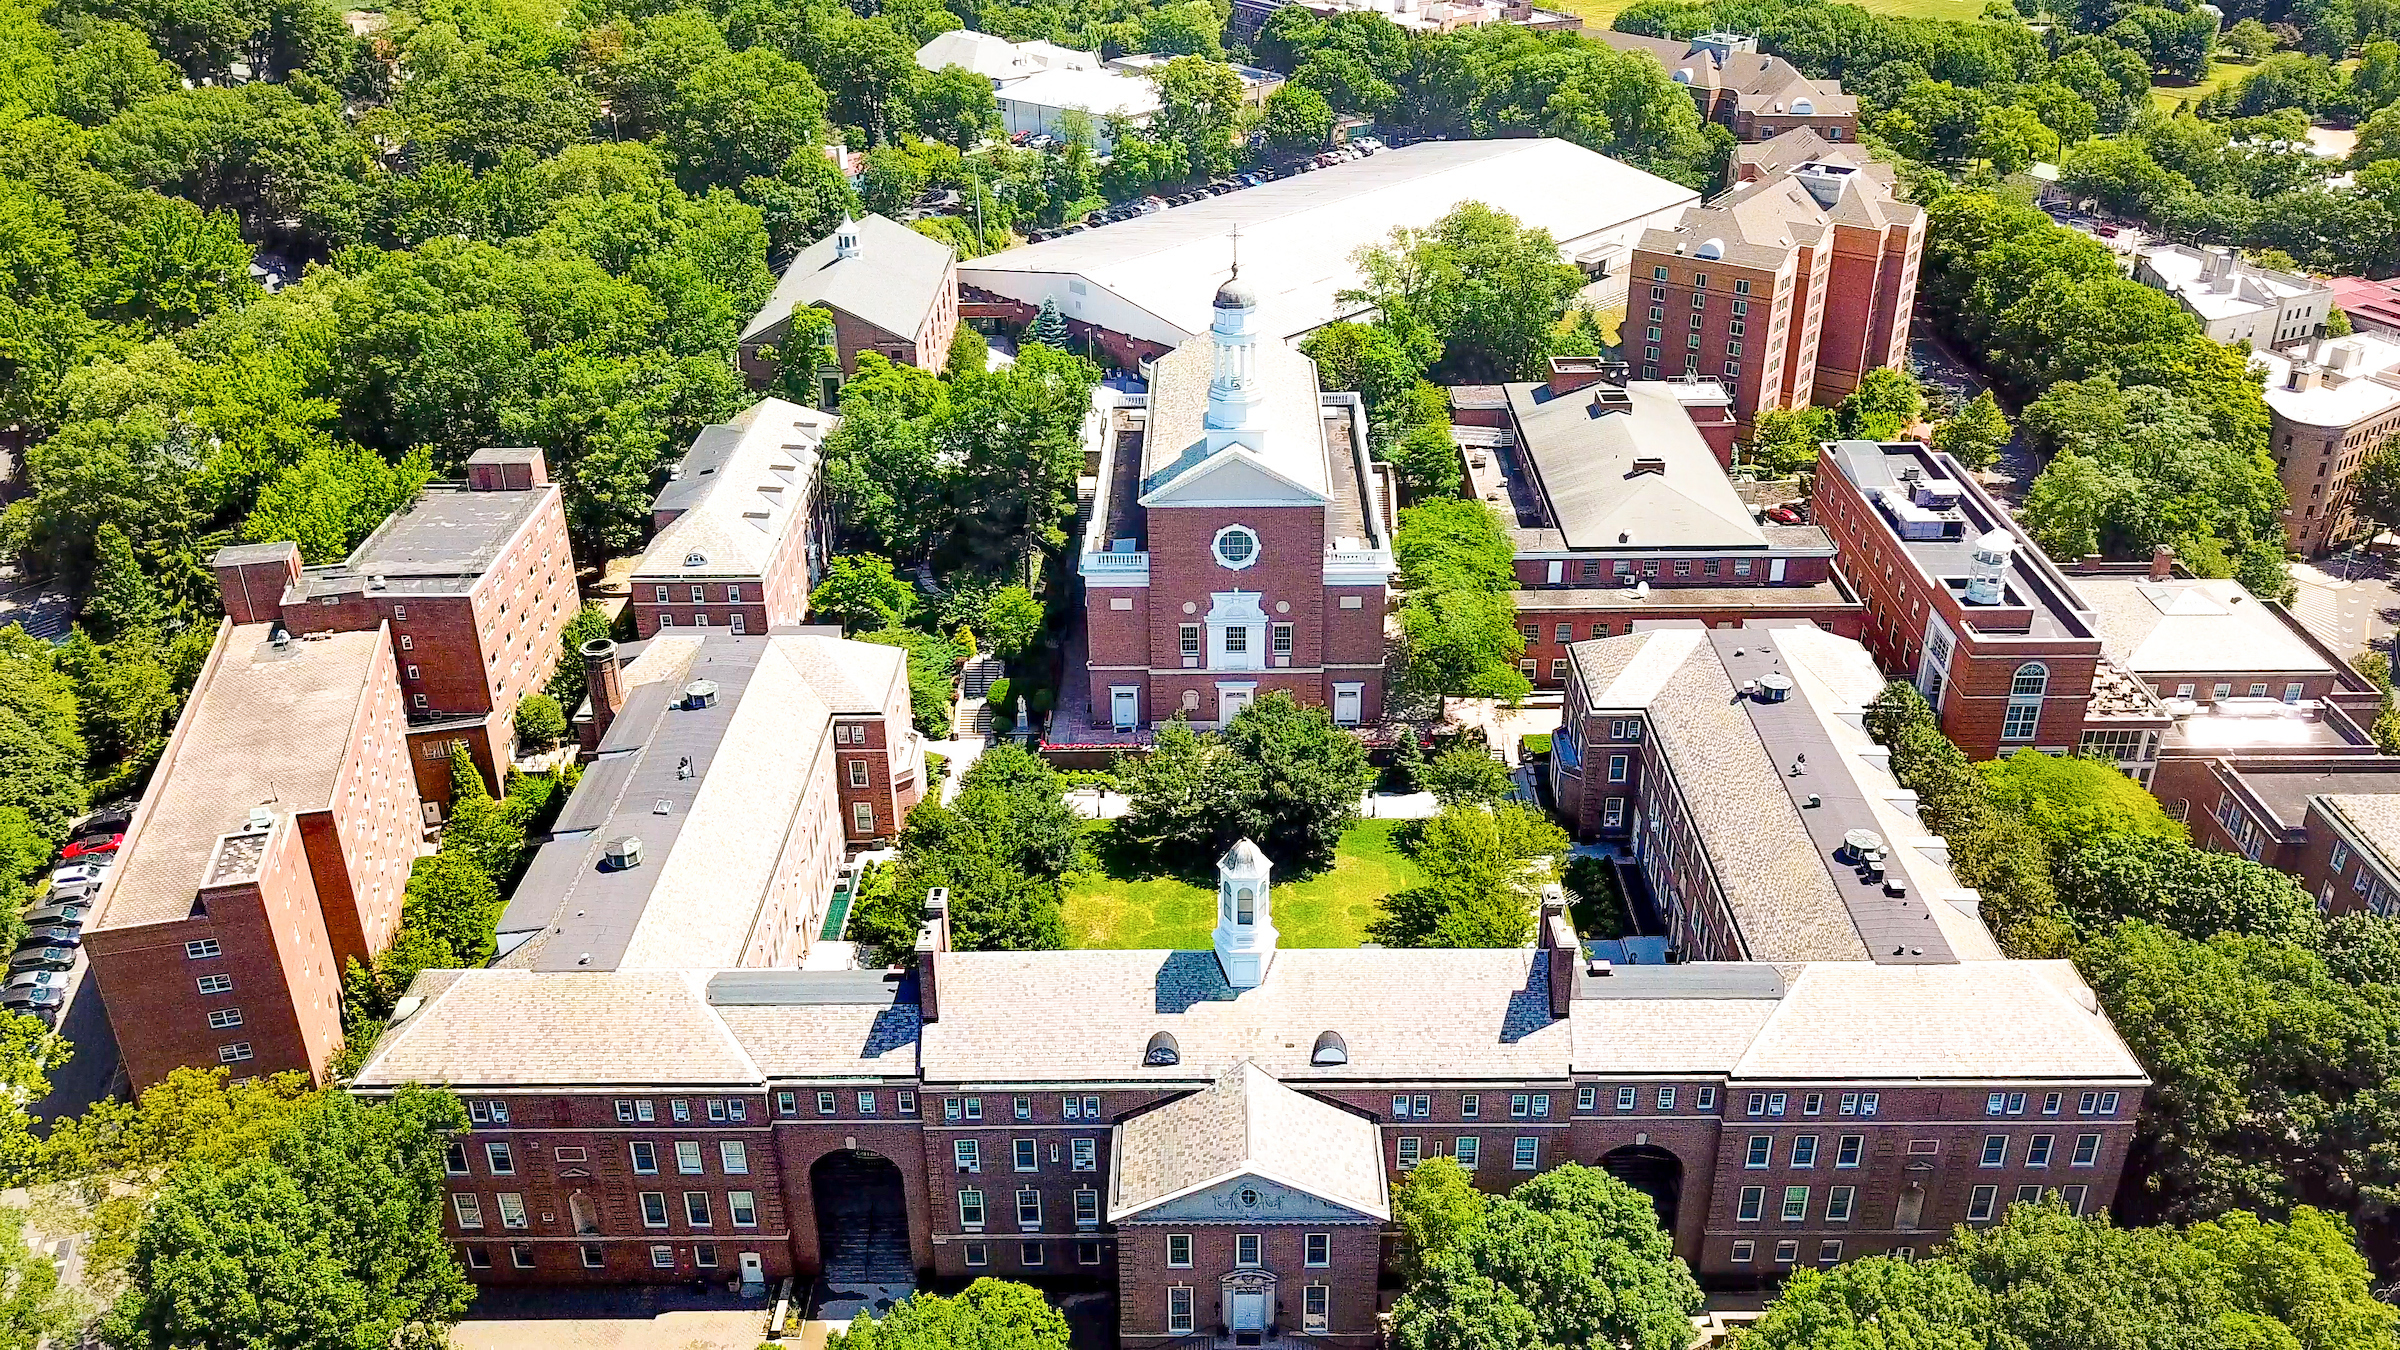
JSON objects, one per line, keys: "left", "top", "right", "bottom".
{"left": 1418, "top": 744, "right": 1512, "bottom": 808}
{"left": 547, "top": 604, "right": 613, "bottom": 710}
{"left": 2223, "top": 17, "right": 2278, "bottom": 59}
{"left": 1371, "top": 802, "right": 1565, "bottom": 947}
{"left": 105, "top": 1087, "right": 473, "bottom": 1350}
{"left": 2350, "top": 438, "right": 2400, "bottom": 545}
{"left": 1743, "top": 1257, "right": 1993, "bottom": 1350}
{"left": 1389, "top": 1164, "right": 1700, "bottom": 1350}
{"left": 1746, "top": 406, "right": 1836, "bottom": 476}
{"left": 2320, "top": 911, "right": 2400, "bottom": 985}
{"left": 664, "top": 49, "right": 828, "bottom": 189}
{"left": 811, "top": 554, "right": 917, "bottom": 632}
{"left": 513, "top": 692, "right": 565, "bottom": 751}
{"left": 977, "top": 586, "right": 1045, "bottom": 660}
{"left": 82, "top": 523, "right": 161, "bottom": 641}
{"left": 35, "top": 1064, "right": 316, "bottom": 1189}
{"left": 915, "top": 64, "right": 997, "bottom": 150}
{"left": 852, "top": 747, "right": 1073, "bottom": 957}
{"left": 1344, "top": 203, "right": 1586, "bottom": 380}
{"left": 1930, "top": 389, "right": 2011, "bottom": 471}
{"left": 1261, "top": 82, "right": 1336, "bottom": 152}
{"left": 858, "top": 628, "right": 962, "bottom": 738}
{"left": 744, "top": 147, "right": 858, "bottom": 257}
{"left": 1836, "top": 367, "right": 1926, "bottom": 440}
{"left": 1023, "top": 296, "right": 1068, "bottom": 349}
{"left": 944, "top": 325, "right": 988, "bottom": 381}
{"left": 2054, "top": 830, "right": 2323, "bottom": 947}
{"left": 1977, "top": 749, "right": 2184, "bottom": 846}
{"left": 1392, "top": 1156, "right": 1485, "bottom": 1280}
{"left": 1116, "top": 718, "right": 1238, "bottom": 862}
{"left": 826, "top": 1279, "right": 1069, "bottom": 1350}
{"left": 1147, "top": 57, "right": 1244, "bottom": 182}
{"left": 1218, "top": 692, "right": 1374, "bottom": 869}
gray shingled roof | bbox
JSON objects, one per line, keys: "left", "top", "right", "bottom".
{"left": 742, "top": 214, "right": 954, "bottom": 346}
{"left": 1111, "top": 1061, "right": 1389, "bottom": 1221}
{"left": 1734, "top": 961, "right": 2145, "bottom": 1082}
{"left": 1506, "top": 381, "right": 1767, "bottom": 551}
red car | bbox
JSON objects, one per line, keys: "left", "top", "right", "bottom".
{"left": 1764, "top": 503, "right": 1809, "bottom": 526}
{"left": 58, "top": 833, "right": 121, "bottom": 861}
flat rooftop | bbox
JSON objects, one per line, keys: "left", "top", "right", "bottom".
{"left": 97, "top": 625, "right": 385, "bottom": 930}
{"left": 2075, "top": 575, "right": 2331, "bottom": 678}
{"left": 1825, "top": 440, "right": 2095, "bottom": 643}
{"left": 287, "top": 483, "right": 549, "bottom": 600}
{"left": 1511, "top": 579, "right": 1857, "bottom": 611}
{"left": 2233, "top": 761, "right": 2400, "bottom": 826}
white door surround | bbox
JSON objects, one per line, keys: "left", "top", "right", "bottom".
{"left": 1207, "top": 591, "right": 1268, "bottom": 672}
{"left": 1216, "top": 682, "right": 1257, "bottom": 727}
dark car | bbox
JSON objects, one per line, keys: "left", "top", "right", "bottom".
{"left": 70, "top": 805, "right": 132, "bottom": 840}
{"left": 22, "top": 901, "right": 86, "bottom": 929}
{"left": 59, "top": 833, "right": 121, "bottom": 861}
{"left": 0, "top": 986, "right": 64, "bottom": 1021}
{"left": 18, "top": 926, "right": 79, "bottom": 951}
{"left": 9, "top": 946, "right": 73, "bottom": 974}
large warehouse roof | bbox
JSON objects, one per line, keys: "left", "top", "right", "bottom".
{"left": 960, "top": 138, "right": 1700, "bottom": 350}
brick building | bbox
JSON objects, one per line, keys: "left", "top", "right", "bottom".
{"left": 1629, "top": 153, "right": 1922, "bottom": 418}
{"left": 356, "top": 842, "right": 2146, "bottom": 1316}
{"left": 1068, "top": 274, "right": 1396, "bottom": 737}
{"left": 502, "top": 629, "right": 923, "bottom": 969}
{"left": 87, "top": 624, "right": 420, "bottom": 1088}
{"left": 2253, "top": 332, "right": 2400, "bottom": 556}
{"left": 2152, "top": 755, "right": 2400, "bottom": 917}
{"left": 738, "top": 215, "right": 959, "bottom": 395}
{"left": 630, "top": 399, "right": 836, "bottom": 641}
{"left": 1594, "top": 32, "right": 1858, "bottom": 143}
{"left": 210, "top": 446, "right": 576, "bottom": 811}
{"left": 1457, "top": 360, "right": 1862, "bottom": 691}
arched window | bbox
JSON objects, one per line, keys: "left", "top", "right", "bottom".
{"left": 1237, "top": 887, "right": 1254, "bottom": 925}
{"left": 2011, "top": 663, "right": 2049, "bottom": 698}
{"left": 1144, "top": 1031, "right": 1180, "bottom": 1066}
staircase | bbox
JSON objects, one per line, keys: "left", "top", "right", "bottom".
{"left": 953, "top": 697, "right": 993, "bottom": 739}
{"left": 961, "top": 655, "right": 1004, "bottom": 698}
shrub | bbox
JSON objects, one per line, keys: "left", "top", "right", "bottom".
{"left": 513, "top": 693, "right": 566, "bottom": 751}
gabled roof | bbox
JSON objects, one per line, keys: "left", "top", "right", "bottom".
{"left": 1110, "top": 1061, "right": 1389, "bottom": 1221}
{"left": 636, "top": 398, "right": 832, "bottom": 580}
{"left": 2073, "top": 575, "right": 2332, "bottom": 678}
{"left": 1505, "top": 380, "right": 1766, "bottom": 551}
{"left": 1140, "top": 327, "right": 1333, "bottom": 504}
{"left": 742, "top": 214, "right": 954, "bottom": 347}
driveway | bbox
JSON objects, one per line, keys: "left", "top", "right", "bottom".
{"left": 2287, "top": 557, "right": 2400, "bottom": 663}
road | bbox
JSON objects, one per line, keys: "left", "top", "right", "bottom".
{"left": 2287, "top": 557, "right": 2400, "bottom": 665}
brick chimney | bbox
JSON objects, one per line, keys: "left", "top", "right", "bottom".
{"left": 1546, "top": 355, "right": 1614, "bottom": 396}
{"left": 210, "top": 542, "right": 301, "bottom": 627}
{"left": 465, "top": 446, "right": 550, "bottom": 492}
{"left": 2148, "top": 545, "right": 2176, "bottom": 582}
{"left": 914, "top": 887, "right": 951, "bottom": 1021}
{"left": 1537, "top": 884, "right": 1577, "bottom": 1018}
{"left": 581, "top": 638, "right": 624, "bottom": 753}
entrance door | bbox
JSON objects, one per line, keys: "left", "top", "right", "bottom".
{"left": 1111, "top": 687, "right": 1139, "bottom": 730}
{"left": 738, "top": 1251, "right": 765, "bottom": 1293}
{"left": 1231, "top": 1291, "right": 1267, "bottom": 1341}
{"left": 1333, "top": 687, "right": 1361, "bottom": 726}
{"left": 1219, "top": 687, "right": 1253, "bottom": 726}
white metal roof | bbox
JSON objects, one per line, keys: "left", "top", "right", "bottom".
{"left": 960, "top": 138, "right": 1700, "bottom": 348}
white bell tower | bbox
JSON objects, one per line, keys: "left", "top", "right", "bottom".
{"left": 1212, "top": 838, "right": 1277, "bottom": 988}
{"left": 1204, "top": 231, "right": 1266, "bottom": 453}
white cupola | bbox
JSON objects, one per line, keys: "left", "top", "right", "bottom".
{"left": 834, "top": 217, "right": 861, "bottom": 260}
{"left": 1204, "top": 265, "right": 1266, "bottom": 453}
{"left": 1212, "top": 838, "right": 1277, "bottom": 988}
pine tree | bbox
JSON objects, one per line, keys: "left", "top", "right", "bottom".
{"left": 1024, "top": 297, "right": 1069, "bottom": 349}
{"left": 84, "top": 525, "right": 162, "bottom": 642}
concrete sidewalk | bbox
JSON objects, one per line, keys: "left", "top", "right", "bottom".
{"left": 450, "top": 1285, "right": 775, "bottom": 1350}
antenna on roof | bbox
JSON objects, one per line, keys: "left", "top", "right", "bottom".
{"left": 1229, "top": 224, "right": 1240, "bottom": 279}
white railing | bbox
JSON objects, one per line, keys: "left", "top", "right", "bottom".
{"left": 1082, "top": 550, "right": 1151, "bottom": 573}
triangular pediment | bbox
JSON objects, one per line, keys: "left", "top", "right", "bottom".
{"left": 1117, "top": 1171, "right": 1384, "bottom": 1224}
{"left": 1140, "top": 446, "right": 1329, "bottom": 508}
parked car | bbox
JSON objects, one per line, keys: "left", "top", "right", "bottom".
{"left": 59, "top": 833, "right": 120, "bottom": 861}
{"left": 5, "top": 969, "right": 66, "bottom": 995}
{"left": 1, "top": 986, "right": 64, "bottom": 1020}
{"left": 18, "top": 926, "right": 79, "bottom": 951}
{"left": 22, "top": 901, "right": 86, "bottom": 929}
{"left": 1764, "top": 502, "right": 1810, "bottom": 525}
{"left": 51, "top": 859, "right": 111, "bottom": 887}
{"left": 8, "top": 946, "right": 73, "bottom": 974}
{"left": 70, "top": 805, "right": 132, "bottom": 839}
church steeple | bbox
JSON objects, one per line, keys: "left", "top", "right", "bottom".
{"left": 1204, "top": 232, "right": 1266, "bottom": 449}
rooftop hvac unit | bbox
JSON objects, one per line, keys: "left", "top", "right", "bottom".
{"left": 683, "top": 680, "right": 719, "bottom": 709}
{"left": 605, "top": 836, "right": 643, "bottom": 870}
{"left": 246, "top": 806, "right": 274, "bottom": 832}
{"left": 1753, "top": 673, "right": 1792, "bottom": 702}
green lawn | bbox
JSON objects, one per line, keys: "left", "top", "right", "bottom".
{"left": 1061, "top": 820, "right": 1424, "bottom": 949}
{"left": 1560, "top": 0, "right": 1987, "bottom": 30}
{"left": 2151, "top": 57, "right": 2254, "bottom": 112}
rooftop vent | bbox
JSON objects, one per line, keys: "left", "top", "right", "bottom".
{"left": 1587, "top": 957, "right": 1613, "bottom": 976}
{"left": 269, "top": 625, "right": 292, "bottom": 650}
{"left": 1311, "top": 1030, "right": 1349, "bottom": 1065}
{"left": 1592, "top": 387, "right": 1634, "bottom": 416}
{"left": 683, "top": 680, "right": 719, "bottom": 709}
{"left": 1143, "top": 1031, "right": 1180, "bottom": 1067}
{"left": 605, "top": 836, "right": 644, "bottom": 870}
{"left": 368, "top": 574, "right": 387, "bottom": 591}
{"left": 1628, "top": 456, "right": 1668, "bottom": 477}
{"left": 245, "top": 806, "right": 274, "bottom": 832}
{"left": 1753, "top": 672, "right": 1792, "bottom": 702}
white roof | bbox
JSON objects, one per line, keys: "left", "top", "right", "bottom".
{"left": 960, "top": 139, "right": 1699, "bottom": 347}
{"left": 915, "top": 30, "right": 1098, "bottom": 80}
{"left": 2252, "top": 333, "right": 2400, "bottom": 429}
{"left": 1733, "top": 961, "right": 2146, "bottom": 1083}
{"left": 635, "top": 398, "right": 833, "bottom": 581}
{"left": 2075, "top": 575, "right": 2332, "bottom": 678}
{"left": 1110, "top": 1061, "right": 1389, "bottom": 1220}
{"left": 995, "top": 68, "right": 1160, "bottom": 120}
{"left": 2141, "top": 243, "right": 2325, "bottom": 322}
{"left": 1139, "top": 328, "right": 1332, "bottom": 502}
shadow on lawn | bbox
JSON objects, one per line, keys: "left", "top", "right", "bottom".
{"left": 1076, "top": 819, "right": 1348, "bottom": 886}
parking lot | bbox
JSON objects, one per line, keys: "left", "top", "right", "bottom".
{"left": 1014, "top": 134, "right": 1401, "bottom": 243}
{"left": 12, "top": 805, "right": 131, "bottom": 1122}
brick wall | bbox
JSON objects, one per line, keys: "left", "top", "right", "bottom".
{"left": 1117, "top": 1223, "right": 1381, "bottom": 1345}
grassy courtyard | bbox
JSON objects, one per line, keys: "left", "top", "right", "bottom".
{"left": 1061, "top": 820, "right": 1424, "bottom": 949}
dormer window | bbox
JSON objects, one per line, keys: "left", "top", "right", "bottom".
{"left": 1144, "top": 1032, "right": 1180, "bottom": 1067}
{"left": 1312, "top": 1031, "right": 1348, "bottom": 1066}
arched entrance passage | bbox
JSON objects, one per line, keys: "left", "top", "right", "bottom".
{"left": 813, "top": 1150, "right": 912, "bottom": 1285}
{"left": 1600, "top": 1145, "right": 1683, "bottom": 1235}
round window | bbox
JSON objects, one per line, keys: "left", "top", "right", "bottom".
{"left": 1213, "top": 525, "right": 1261, "bottom": 570}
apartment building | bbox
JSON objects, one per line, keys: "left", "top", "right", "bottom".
{"left": 1629, "top": 155, "right": 1922, "bottom": 420}
{"left": 87, "top": 624, "right": 420, "bottom": 1088}
{"left": 630, "top": 399, "right": 837, "bottom": 641}
{"left": 356, "top": 851, "right": 2145, "bottom": 1313}
{"left": 1455, "top": 359, "right": 1862, "bottom": 691}
{"left": 2132, "top": 245, "right": 2332, "bottom": 347}
{"left": 210, "top": 446, "right": 576, "bottom": 810}
{"left": 504, "top": 629, "right": 923, "bottom": 970}
{"left": 2255, "top": 332, "right": 2400, "bottom": 556}
{"left": 1595, "top": 32, "right": 1859, "bottom": 143}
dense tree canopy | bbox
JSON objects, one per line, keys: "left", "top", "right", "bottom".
{"left": 1116, "top": 693, "right": 1374, "bottom": 872}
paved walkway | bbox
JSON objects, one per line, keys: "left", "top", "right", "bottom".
{"left": 450, "top": 1286, "right": 776, "bottom": 1350}
{"left": 923, "top": 736, "right": 986, "bottom": 807}
{"left": 2287, "top": 558, "right": 2400, "bottom": 661}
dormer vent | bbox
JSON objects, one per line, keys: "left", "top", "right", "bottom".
{"left": 1311, "top": 1031, "right": 1348, "bottom": 1065}
{"left": 1144, "top": 1031, "right": 1180, "bottom": 1066}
